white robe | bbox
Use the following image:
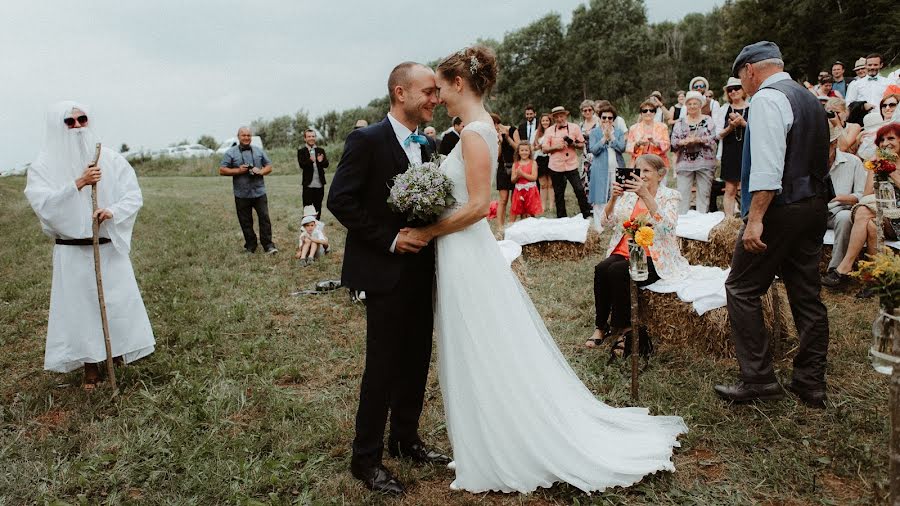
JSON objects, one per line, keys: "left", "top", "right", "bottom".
{"left": 25, "top": 148, "right": 155, "bottom": 372}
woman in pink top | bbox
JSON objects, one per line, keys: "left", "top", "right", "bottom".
{"left": 626, "top": 98, "right": 670, "bottom": 167}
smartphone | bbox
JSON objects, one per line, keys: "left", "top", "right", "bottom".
{"left": 615, "top": 167, "right": 641, "bottom": 186}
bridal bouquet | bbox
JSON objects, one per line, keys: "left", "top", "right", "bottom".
{"left": 387, "top": 159, "right": 456, "bottom": 223}
{"left": 622, "top": 214, "right": 655, "bottom": 247}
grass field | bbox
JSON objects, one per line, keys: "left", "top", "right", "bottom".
{"left": 0, "top": 173, "right": 890, "bottom": 505}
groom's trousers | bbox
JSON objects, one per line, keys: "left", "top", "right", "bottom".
{"left": 352, "top": 271, "right": 434, "bottom": 468}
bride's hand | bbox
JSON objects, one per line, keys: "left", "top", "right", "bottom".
{"left": 404, "top": 227, "right": 434, "bottom": 245}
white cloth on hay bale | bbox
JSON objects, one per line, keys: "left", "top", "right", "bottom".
{"left": 675, "top": 210, "right": 725, "bottom": 242}
{"left": 503, "top": 216, "right": 591, "bottom": 246}
{"left": 496, "top": 240, "right": 522, "bottom": 265}
{"left": 643, "top": 265, "right": 730, "bottom": 316}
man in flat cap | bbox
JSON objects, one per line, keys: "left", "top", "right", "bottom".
{"left": 715, "top": 41, "right": 831, "bottom": 409}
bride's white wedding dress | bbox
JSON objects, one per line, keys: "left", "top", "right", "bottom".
{"left": 434, "top": 120, "right": 688, "bottom": 494}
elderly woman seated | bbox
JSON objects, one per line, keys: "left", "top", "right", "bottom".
{"left": 824, "top": 123, "right": 900, "bottom": 298}
{"left": 585, "top": 154, "right": 690, "bottom": 357}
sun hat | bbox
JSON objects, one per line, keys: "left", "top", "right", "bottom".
{"left": 550, "top": 106, "right": 569, "bottom": 116}
{"left": 829, "top": 122, "right": 843, "bottom": 143}
{"left": 684, "top": 90, "right": 706, "bottom": 106}
{"left": 723, "top": 77, "right": 742, "bottom": 90}
{"left": 853, "top": 57, "right": 866, "bottom": 70}
{"left": 301, "top": 215, "right": 316, "bottom": 226}
{"left": 689, "top": 76, "right": 710, "bottom": 91}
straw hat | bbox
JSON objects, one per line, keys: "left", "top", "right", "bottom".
{"left": 829, "top": 122, "right": 843, "bottom": 143}
{"left": 853, "top": 57, "right": 866, "bottom": 70}
{"left": 302, "top": 205, "right": 317, "bottom": 217}
{"left": 550, "top": 106, "right": 569, "bottom": 116}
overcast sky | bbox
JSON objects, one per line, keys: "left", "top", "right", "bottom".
{"left": 1, "top": 0, "right": 718, "bottom": 169}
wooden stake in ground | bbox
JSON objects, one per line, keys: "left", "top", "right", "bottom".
{"left": 630, "top": 277, "right": 640, "bottom": 402}
{"left": 891, "top": 308, "right": 900, "bottom": 504}
{"left": 89, "top": 143, "right": 117, "bottom": 394}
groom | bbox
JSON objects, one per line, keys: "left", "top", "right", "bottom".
{"left": 327, "top": 61, "right": 450, "bottom": 495}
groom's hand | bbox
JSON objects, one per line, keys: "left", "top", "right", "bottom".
{"left": 395, "top": 229, "right": 427, "bottom": 254}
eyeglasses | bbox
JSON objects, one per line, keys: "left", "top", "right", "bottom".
{"left": 581, "top": 108, "right": 593, "bottom": 113}
{"left": 600, "top": 115, "right": 614, "bottom": 120}
{"left": 640, "top": 108, "right": 656, "bottom": 113}
{"left": 63, "top": 115, "right": 88, "bottom": 127}
{"left": 883, "top": 102, "right": 899, "bottom": 109}
{"left": 726, "top": 87, "right": 742, "bottom": 93}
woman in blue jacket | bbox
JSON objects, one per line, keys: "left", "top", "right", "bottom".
{"left": 588, "top": 103, "right": 627, "bottom": 208}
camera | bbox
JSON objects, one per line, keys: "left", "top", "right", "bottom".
{"left": 826, "top": 110, "right": 836, "bottom": 119}
{"left": 563, "top": 136, "right": 574, "bottom": 146}
{"left": 246, "top": 164, "right": 256, "bottom": 175}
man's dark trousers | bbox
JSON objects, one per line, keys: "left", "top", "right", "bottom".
{"left": 550, "top": 169, "right": 591, "bottom": 218}
{"left": 235, "top": 194, "right": 273, "bottom": 251}
{"left": 303, "top": 186, "right": 325, "bottom": 219}
{"left": 725, "top": 197, "right": 829, "bottom": 390}
{"left": 352, "top": 270, "right": 434, "bottom": 468}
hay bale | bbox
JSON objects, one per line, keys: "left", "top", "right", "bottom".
{"left": 638, "top": 280, "right": 795, "bottom": 358}
{"left": 678, "top": 216, "right": 743, "bottom": 269}
{"left": 520, "top": 229, "right": 604, "bottom": 261}
{"left": 680, "top": 216, "right": 833, "bottom": 273}
{"left": 510, "top": 257, "right": 530, "bottom": 286}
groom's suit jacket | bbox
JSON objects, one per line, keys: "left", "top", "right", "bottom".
{"left": 327, "top": 117, "right": 435, "bottom": 294}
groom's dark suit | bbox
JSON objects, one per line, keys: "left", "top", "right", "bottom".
{"left": 327, "top": 117, "right": 435, "bottom": 470}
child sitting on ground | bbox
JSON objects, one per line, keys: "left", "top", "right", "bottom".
{"left": 295, "top": 215, "right": 328, "bottom": 265}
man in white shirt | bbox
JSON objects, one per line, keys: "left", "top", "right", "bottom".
{"left": 715, "top": 41, "right": 830, "bottom": 409}
{"left": 844, "top": 53, "right": 890, "bottom": 106}
{"left": 518, "top": 105, "right": 538, "bottom": 144}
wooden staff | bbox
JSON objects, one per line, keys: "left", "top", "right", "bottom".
{"left": 89, "top": 143, "right": 117, "bottom": 394}
{"left": 630, "top": 277, "right": 640, "bottom": 401}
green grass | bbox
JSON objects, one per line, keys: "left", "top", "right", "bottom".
{"left": 0, "top": 174, "right": 889, "bottom": 504}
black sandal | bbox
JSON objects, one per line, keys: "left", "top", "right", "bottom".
{"left": 584, "top": 328, "right": 612, "bottom": 348}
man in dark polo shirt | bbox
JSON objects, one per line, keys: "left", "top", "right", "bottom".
{"left": 219, "top": 126, "right": 277, "bottom": 254}
{"left": 715, "top": 42, "right": 830, "bottom": 408}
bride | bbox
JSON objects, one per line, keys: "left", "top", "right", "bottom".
{"left": 406, "top": 46, "right": 688, "bottom": 494}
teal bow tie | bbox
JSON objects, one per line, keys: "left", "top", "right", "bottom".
{"left": 869, "top": 76, "right": 879, "bottom": 81}
{"left": 404, "top": 133, "right": 429, "bottom": 147}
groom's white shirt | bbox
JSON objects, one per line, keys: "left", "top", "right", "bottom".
{"left": 387, "top": 113, "right": 423, "bottom": 253}
{"left": 388, "top": 113, "right": 423, "bottom": 165}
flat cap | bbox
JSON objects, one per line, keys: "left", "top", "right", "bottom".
{"left": 731, "top": 41, "right": 782, "bottom": 77}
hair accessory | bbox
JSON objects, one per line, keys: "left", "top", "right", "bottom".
{"left": 469, "top": 55, "right": 479, "bottom": 74}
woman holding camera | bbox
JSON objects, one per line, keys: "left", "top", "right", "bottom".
{"left": 585, "top": 154, "right": 689, "bottom": 355}
{"left": 671, "top": 91, "right": 718, "bottom": 214}
{"left": 626, "top": 99, "right": 670, "bottom": 168}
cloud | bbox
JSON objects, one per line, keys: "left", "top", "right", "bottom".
{"left": 2, "top": 0, "right": 717, "bottom": 168}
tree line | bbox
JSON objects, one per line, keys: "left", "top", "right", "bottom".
{"left": 248, "top": 0, "right": 897, "bottom": 150}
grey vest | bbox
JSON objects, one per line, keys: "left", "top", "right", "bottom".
{"left": 763, "top": 79, "right": 830, "bottom": 205}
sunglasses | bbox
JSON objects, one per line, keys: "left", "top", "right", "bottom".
{"left": 63, "top": 115, "right": 88, "bottom": 127}
{"left": 581, "top": 108, "right": 593, "bottom": 113}
{"left": 641, "top": 108, "right": 657, "bottom": 113}
{"left": 692, "top": 84, "right": 706, "bottom": 90}
{"left": 883, "top": 102, "right": 899, "bottom": 109}
{"left": 600, "top": 115, "right": 614, "bottom": 120}
{"left": 726, "top": 87, "right": 742, "bottom": 93}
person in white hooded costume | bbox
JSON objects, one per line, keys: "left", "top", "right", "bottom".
{"left": 24, "top": 101, "right": 154, "bottom": 387}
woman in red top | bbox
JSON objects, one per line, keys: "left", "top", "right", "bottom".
{"left": 509, "top": 142, "right": 543, "bottom": 220}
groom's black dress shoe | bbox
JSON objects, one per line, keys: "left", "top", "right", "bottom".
{"left": 388, "top": 440, "right": 452, "bottom": 466}
{"left": 350, "top": 463, "right": 405, "bottom": 495}
{"left": 785, "top": 382, "right": 827, "bottom": 409}
{"left": 714, "top": 381, "right": 785, "bottom": 403}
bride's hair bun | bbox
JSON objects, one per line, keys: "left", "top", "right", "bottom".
{"left": 437, "top": 45, "right": 498, "bottom": 97}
